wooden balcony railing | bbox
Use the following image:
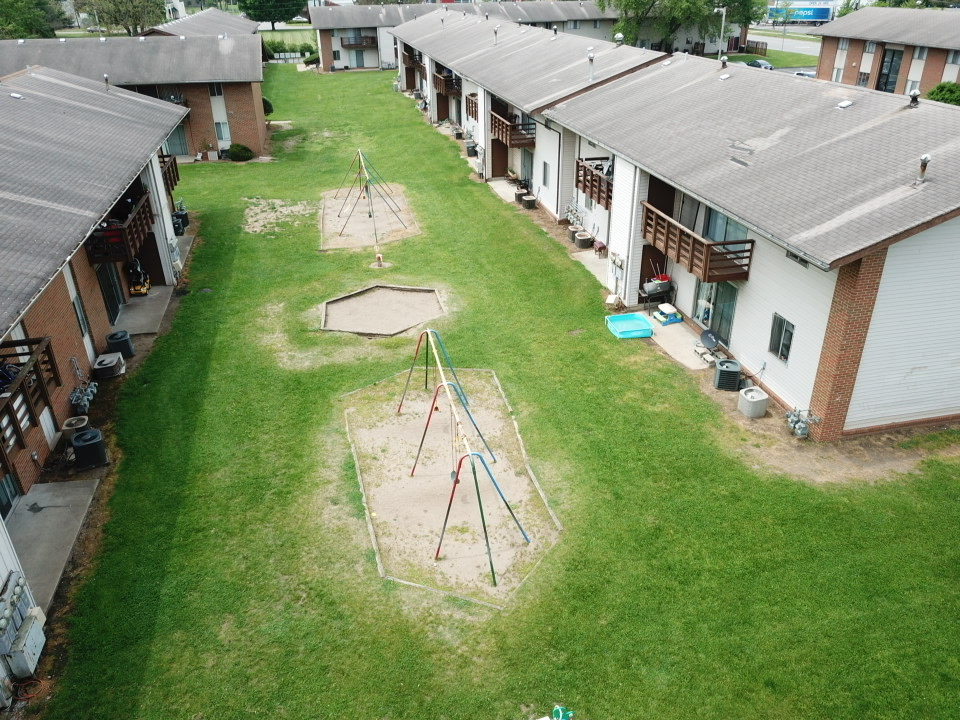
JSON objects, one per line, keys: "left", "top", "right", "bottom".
{"left": 465, "top": 93, "right": 478, "bottom": 121}
{"left": 576, "top": 158, "right": 613, "bottom": 210}
{"left": 402, "top": 50, "right": 415, "bottom": 67}
{"left": 490, "top": 111, "right": 536, "bottom": 148}
{"left": 641, "top": 202, "right": 754, "bottom": 283}
{"left": 0, "top": 337, "right": 61, "bottom": 477}
{"left": 86, "top": 193, "right": 154, "bottom": 263}
{"left": 159, "top": 154, "right": 179, "bottom": 194}
{"left": 341, "top": 35, "right": 377, "bottom": 49}
{"left": 433, "top": 72, "right": 462, "bottom": 97}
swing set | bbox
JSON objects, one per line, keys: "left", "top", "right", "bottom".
{"left": 397, "top": 329, "right": 530, "bottom": 586}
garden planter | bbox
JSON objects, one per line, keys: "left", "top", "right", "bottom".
{"left": 575, "top": 231, "right": 593, "bottom": 249}
{"left": 522, "top": 195, "right": 537, "bottom": 210}
{"left": 567, "top": 224, "right": 584, "bottom": 242}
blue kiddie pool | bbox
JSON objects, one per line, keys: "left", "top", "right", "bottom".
{"left": 606, "top": 312, "right": 654, "bottom": 339}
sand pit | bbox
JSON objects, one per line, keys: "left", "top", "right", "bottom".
{"left": 321, "top": 285, "right": 444, "bottom": 337}
{"left": 244, "top": 198, "right": 319, "bottom": 234}
{"left": 320, "top": 184, "right": 419, "bottom": 250}
{"left": 343, "top": 369, "right": 561, "bottom": 607}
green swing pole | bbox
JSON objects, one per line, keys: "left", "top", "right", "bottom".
{"left": 469, "top": 453, "right": 497, "bottom": 586}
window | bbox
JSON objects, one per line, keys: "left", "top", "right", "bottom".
{"left": 332, "top": 50, "right": 341, "bottom": 61}
{"left": 949, "top": 50, "right": 960, "bottom": 65}
{"left": 568, "top": 20, "right": 580, "bottom": 29}
{"left": 72, "top": 295, "right": 89, "bottom": 337}
{"left": 214, "top": 121, "right": 230, "bottom": 141}
{"left": 786, "top": 251, "right": 808, "bottom": 268}
{"left": 542, "top": 161, "right": 550, "bottom": 187}
{"left": 838, "top": 37, "right": 850, "bottom": 50}
{"left": 913, "top": 45, "right": 927, "bottom": 60}
{"left": 865, "top": 41, "right": 877, "bottom": 54}
{"left": 856, "top": 71, "right": 870, "bottom": 87}
{"left": 584, "top": 195, "right": 594, "bottom": 210}
{"left": 208, "top": 82, "right": 223, "bottom": 97}
{"left": 907, "top": 79, "right": 920, "bottom": 94}
{"left": 832, "top": 67, "right": 842, "bottom": 82}
{"left": 769, "top": 314, "right": 795, "bottom": 362}
{"left": 592, "top": 19, "right": 600, "bottom": 28}
{"left": 703, "top": 207, "right": 747, "bottom": 245}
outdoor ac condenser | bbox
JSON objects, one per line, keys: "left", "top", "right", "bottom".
{"left": 6, "top": 611, "right": 44, "bottom": 678}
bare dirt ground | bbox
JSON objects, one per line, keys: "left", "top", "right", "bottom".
{"left": 343, "top": 370, "right": 561, "bottom": 607}
{"left": 321, "top": 286, "right": 445, "bottom": 336}
{"left": 319, "top": 184, "right": 419, "bottom": 250}
{"left": 243, "top": 197, "right": 320, "bottom": 234}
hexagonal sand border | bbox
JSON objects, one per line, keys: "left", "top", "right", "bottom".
{"left": 320, "top": 285, "right": 445, "bottom": 337}
{"left": 342, "top": 369, "right": 562, "bottom": 608}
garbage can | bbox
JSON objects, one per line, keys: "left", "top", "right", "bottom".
{"left": 106, "top": 330, "right": 135, "bottom": 359}
{"left": 72, "top": 428, "right": 108, "bottom": 470}
{"left": 466, "top": 142, "right": 477, "bottom": 157}
{"left": 171, "top": 215, "right": 185, "bottom": 236}
{"left": 738, "top": 386, "right": 770, "bottom": 418}
{"left": 172, "top": 209, "right": 189, "bottom": 229}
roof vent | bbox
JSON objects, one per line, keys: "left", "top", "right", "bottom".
{"left": 16, "top": 39, "right": 24, "bottom": 45}
{"left": 836, "top": 100, "right": 853, "bottom": 109}
{"left": 9, "top": 93, "right": 24, "bottom": 100}
{"left": 614, "top": 32, "right": 623, "bottom": 45}
{"left": 493, "top": 24, "right": 500, "bottom": 45}
{"left": 138, "top": 36, "right": 145, "bottom": 42}
{"left": 59, "top": 37, "right": 66, "bottom": 43}
{"left": 720, "top": 54, "right": 727, "bottom": 69}
{"left": 916, "top": 153, "right": 931, "bottom": 184}
{"left": 909, "top": 89, "right": 920, "bottom": 108}
{"left": 587, "top": 48, "right": 595, "bottom": 82}
{"left": 719, "top": 73, "right": 730, "bottom": 80}
{"left": 179, "top": 35, "right": 186, "bottom": 40}
{"left": 662, "top": 60, "right": 671, "bottom": 66}
{"left": 99, "top": 36, "right": 106, "bottom": 43}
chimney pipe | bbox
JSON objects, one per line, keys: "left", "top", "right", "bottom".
{"left": 494, "top": 24, "right": 500, "bottom": 45}
{"left": 721, "top": 55, "right": 727, "bottom": 69}
{"left": 917, "top": 153, "right": 931, "bottom": 183}
{"left": 103, "top": 73, "right": 109, "bottom": 89}
{"left": 587, "top": 49, "right": 595, "bottom": 82}
{"left": 909, "top": 89, "right": 920, "bottom": 108}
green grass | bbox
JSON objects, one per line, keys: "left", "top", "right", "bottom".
{"left": 41, "top": 66, "right": 960, "bottom": 720}
{"left": 729, "top": 49, "right": 819, "bottom": 68}
{"left": 260, "top": 29, "right": 317, "bottom": 46}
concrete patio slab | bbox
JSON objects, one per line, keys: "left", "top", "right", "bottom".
{"left": 6, "top": 478, "right": 100, "bottom": 612}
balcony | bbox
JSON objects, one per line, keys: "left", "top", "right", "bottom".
{"left": 340, "top": 35, "right": 377, "bottom": 49}
{"left": 641, "top": 203, "right": 754, "bottom": 283}
{"left": 85, "top": 193, "right": 154, "bottom": 263}
{"left": 0, "top": 337, "right": 61, "bottom": 476}
{"left": 402, "top": 50, "right": 415, "bottom": 67}
{"left": 159, "top": 154, "right": 179, "bottom": 195}
{"left": 433, "top": 72, "right": 461, "bottom": 97}
{"left": 576, "top": 158, "right": 613, "bottom": 210}
{"left": 490, "top": 111, "right": 536, "bottom": 148}
{"left": 466, "top": 93, "right": 478, "bottom": 121}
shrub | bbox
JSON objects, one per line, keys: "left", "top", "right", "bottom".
{"left": 262, "top": 96, "right": 274, "bottom": 116}
{"left": 927, "top": 81, "right": 960, "bottom": 106}
{"left": 304, "top": 53, "right": 320, "bottom": 66}
{"left": 299, "top": 42, "right": 315, "bottom": 54}
{"left": 228, "top": 143, "right": 254, "bottom": 162}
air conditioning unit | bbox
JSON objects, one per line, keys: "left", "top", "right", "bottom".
{"left": 92, "top": 353, "right": 126, "bottom": 379}
{"left": 61, "top": 415, "right": 89, "bottom": 441}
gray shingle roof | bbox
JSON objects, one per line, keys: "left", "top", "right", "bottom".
{"left": 811, "top": 7, "right": 960, "bottom": 51}
{"left": 0, "top": 67, "right": 187, "bottom": 336}
{"left": 310, "top": 1, "right": 617, "bottom": 30}
{"left": 309, "top": 3, "right": 439, "bottom": 30}
{"left": 391, "top": 11, "right": 663, "bottom": 113}
{"left": 0, "top": 35, "right": 263, "bottom": 85}
{"left": 147, "top": 8, "right": 260, "bottom": 37}
{"left": 543, "top": 54, "right": 960, "bottom": 268}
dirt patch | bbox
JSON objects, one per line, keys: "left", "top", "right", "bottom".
{"left": 342, "top": 370, "right": 561, "bottom": 607}
{"left": 321, "top": 285, "right": 444, "bottom": 337}
{"left": 319, "top": 184, "right": 419, "bottom": 250}
{"left": 244, "top": 197, "right": 320, "bottom": 234}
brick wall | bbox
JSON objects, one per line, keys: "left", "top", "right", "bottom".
{"left": 841, "top": 39, "right": 865, "bottom": 85}
{"left": 808, "top": 249, "right": 887, "bottom": 441}
{"left": 319, "top": 30, "right": 334, "bottom": 71}
{"left": 816, "top": 36, "right": 838, "bottom": 80}
{"left": 180, "top": 83, "right": 216, "bottom": 156}
{"left": 224, "top": 82, "right": 267, "bottom": 156}
{"left": 920, "top": 48, "right": 948, "bottom": 92}
{"left": 11, "top": 254, "right": 111, "bottom": 492}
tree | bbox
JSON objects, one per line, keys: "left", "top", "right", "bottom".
{"left": 0, "top": 0, "right": 60, "bottom": 38}
{"left": 74, "top": 0, "right": 164, "bottom": 35}
{"left": 236, "top": 0, "right": 303, "bottom": 30}
{"left": 927, "top": 81, "right": 960, "bottom": 106}
{"left": 836, "top": 0, "right": 857, "bottom": 17}
{"left": 598, "top": 0, "right": 719, "bottom": 50}
{"left": 725, "top": 0, "right": 766, "bottom": 47}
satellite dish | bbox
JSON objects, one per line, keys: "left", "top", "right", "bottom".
{"left": 699, "top": 329, "right": 720, "bottom": 350}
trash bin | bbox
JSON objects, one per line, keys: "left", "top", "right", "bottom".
{"left": 466, "top": 142, "right": 477, "bottom": 157}
{"left": 172, "top": 215, "right": 185, "bottom": 236}
{"left": 172, "top": 209, "right": 189, "bottom": 228}
{"left": 738, "top": 386, "right": 770, "bottom": 418}
{"left": 72, "top": 428, "right": 108, "bottom": 470}
{"left": 106, "top": 330, "right": 135, "bottom": 359}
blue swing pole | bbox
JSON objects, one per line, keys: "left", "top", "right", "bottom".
{"left": 429, "top": 330, "right": 468, "bottom": 405}
{"left": 444, "top": 382, "right": 496, "bottom": 462}
{"left": 469, "top": 452, "right": 529, "bottom": 543}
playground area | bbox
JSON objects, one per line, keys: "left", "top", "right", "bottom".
{"left": 343, "top": 334, "right": 561, "bottom": 606}
{"left": 320, "top": 285, "right": 445, "bottom": 336}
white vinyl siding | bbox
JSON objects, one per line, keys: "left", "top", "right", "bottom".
{"left": 531, "top": 123, "right": 559, "bottom": 216}
{"left": 607, "top": 159, "right": 644, "bottom": 303}
{"left": 845, "top": 217, "right": 960, "bottom": 429}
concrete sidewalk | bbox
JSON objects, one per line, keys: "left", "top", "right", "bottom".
{"left": 7, "top": 479, "right": 100, "bottom": 612}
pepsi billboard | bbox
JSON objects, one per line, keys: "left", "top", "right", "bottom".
{"left": 768, "top": 6, "right": 833, "bottom": 21}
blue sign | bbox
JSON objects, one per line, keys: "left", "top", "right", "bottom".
{"left": 768, "top": 6, "right": 832, "bottom": 20}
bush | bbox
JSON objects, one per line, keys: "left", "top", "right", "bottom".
{"left": 927, "top": 81, "right": 960, "bottom": 106}
{"left": 304, "top": 53, "right": 320, "bottom": 66}
{"left": 228, "top": 143, "right": 254, "bottom": 162}
{"left": 262, "top": 96, "right": 274, "bottom": 116}
{"left": 299, "top": 42, "right": 315, "bottom": 54}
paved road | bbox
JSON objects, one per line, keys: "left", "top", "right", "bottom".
{"left": 748, "top": 31, "right": 821, "bottom": 58}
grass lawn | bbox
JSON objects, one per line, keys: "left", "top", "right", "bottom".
{"left": 729, "top": 50, "right": 819, "bottom": 68}
{"left": 42, "top": 66, "right": 960, "bottom": 720}
{"left": 750, "top": 29, "right": 823, "bottom": 43}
